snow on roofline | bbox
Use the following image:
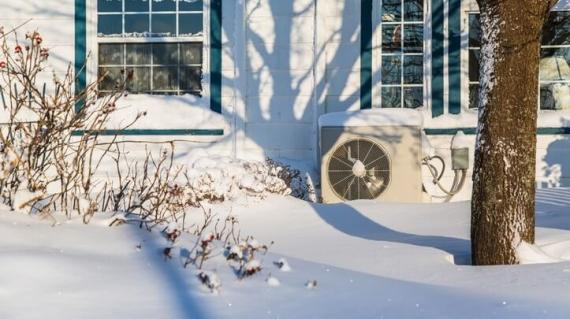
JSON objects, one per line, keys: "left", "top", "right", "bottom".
{"left": 318, "top": 108, "right": 424, "bottom": 128}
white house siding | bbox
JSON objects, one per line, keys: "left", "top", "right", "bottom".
{"left": 3, "top": 0, "right": 570, "bottom": 202}
{"left": 0, "top": 1, "right": 75, "bottom": 84}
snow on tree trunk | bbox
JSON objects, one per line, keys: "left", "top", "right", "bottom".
{"left": 471, "top": 0, "right": 557, "bottom": 265}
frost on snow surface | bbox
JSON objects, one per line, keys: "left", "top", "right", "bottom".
{"left": 4, "top": 188, "right": 570, "bottom": 318}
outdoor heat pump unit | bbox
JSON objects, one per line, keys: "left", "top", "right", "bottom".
{"left": 318, "top": 109, "right": 424, "bottom": 203}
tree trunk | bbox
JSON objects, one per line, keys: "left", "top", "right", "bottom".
{"left": 471, "top": 0, "right": 556, "bottom": 265}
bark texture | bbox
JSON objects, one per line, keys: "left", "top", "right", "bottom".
{"left": 471, "top": 0, "right": 557, "bottom": 265}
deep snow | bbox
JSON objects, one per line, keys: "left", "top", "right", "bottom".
{"left": 2, "top": 188, "right": 570, "bottom": 318}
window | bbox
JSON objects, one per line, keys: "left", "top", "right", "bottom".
{"left": 380, "top": 0, "right": 424, "bottom": 109}
{"left": 468, "top": 12, "right": 570, "bottom": 110}
{"left": 97, "top": 0, "right": 203, "bottom": 95}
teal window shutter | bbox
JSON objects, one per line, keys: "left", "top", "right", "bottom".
{"left": 360, "top": 0, "right": 373, "bottom": 109}
{"left": 431, "top": 0, "right": 444, "bottom": 117}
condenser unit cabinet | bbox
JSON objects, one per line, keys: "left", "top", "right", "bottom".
{"left": 319, "top": 109, "right": 423, "bottom": 203}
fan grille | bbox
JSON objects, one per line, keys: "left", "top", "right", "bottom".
{"left": 327, "top": 138, "right": 390, "bottom": 201}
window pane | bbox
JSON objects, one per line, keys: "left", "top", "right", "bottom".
{"left": 469, "top": 84, "right": 479, "bottom": 109}
{"left": 469, "top": 14, "right": 481, "bottom": 47}
{"left": 403, "top": 25, "right": 423, "bottom": 53}
{"left": 540, "top": 48, "right": 570, "bottom": 81}
{"left": 125, "top": 0, "right": 149, "bottom": 12}
{"left": 403, "top": 55, "right": 423, "bottom": 84}
{"left": 404, "top": 0, "right": 423, "bottom": 22}
{"left": 382, "top": 25, "right": 401, "bottom": 53}
{"left": 152, "top": 14, "right": 176, "bottom": 36}
{"left": 152, "top": 0, "right": 176, "bottom": 11}
{"left": 543, "top": 11, "right": 570, "bottom": 46}
{"left": 98, "top": 0, "right": 122, "bottom": 12}
{"left": 469, "top": 49, "right": 480, "bottom": 82}
{"left": 126, "top": 67, "right": 151, "bottom": 93}
{"left": 126, "top": 43, "right": 151, "bottom": 64}
{"left": 541, "top": 83, "right": 570, "bottom": 110}
{"left": 540, "top": 84, "right": 556, "bottom": 110}
{"left": 381, "top": 87, "right": 401, "bottom": 108}
{"left": 180, "top": 67, "right": 202, "bottom": 92}
{"left": 99, "top": 44, "right": 123, "bottom": 65}
{"left": 125, "top": 14, "right": 149, "bottom": 34}
{"left": 98, "top": 15, "right": 122, "bottom": 35}
{"left": 179, "top": 13, "right": 204, "bottom": 35}
{"left": 382, "top": 56, "right": 401, "bottom": 84}
{"left": 153, "top": 43, "right": 179, "bottom": 65}
{"left": 382, "top": 0, "right": 401, "bottom": 22}
{"left": 153, "top": 67, "right": 178, "bottom": 90}
{"left": 180, "top": 0, "right": 203, "bottom": 11}
{"left": 403, "top": 87, "right": 423, "bottom": 108}
{"left": 181, "top": 43, "right": 202, "bottom": 64}
{"left": 99, "top": 67, "right": 124, "bottom": 91}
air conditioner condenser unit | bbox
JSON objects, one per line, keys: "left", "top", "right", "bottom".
{"left": 319, "top": 109, "right": 424, "bottom": 203}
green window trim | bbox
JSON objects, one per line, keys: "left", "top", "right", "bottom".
{"left": 448, "top": 0, "right": 461, "bottom": 114}
{"left": 360, "top": 0, "right": 373, "bottom": 110}
{"left": 431, "top": 0, "right": 445, "bottom": 117}
{"left": 72, "top": 129, "right": 224, "bottom": 136}
{"left": 424, "top": 128, "right": 570, "bottom": 135}
{"left": 74, "top": 0, "right": 224, "bottom": 136}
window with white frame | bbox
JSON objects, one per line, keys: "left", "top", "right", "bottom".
{"left": 469, "top": 12, "right": 570, "bottom": 110}
{"left": 380, "top": 0, "right": 424, "bottom": 109}
{"left": 97, "top": 0, "right": 203, "bottom": 95}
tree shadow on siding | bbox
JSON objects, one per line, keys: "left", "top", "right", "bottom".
{"left": 537, "top": 119, "right": 570, "bottom": 230}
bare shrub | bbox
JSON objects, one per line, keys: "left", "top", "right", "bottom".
{"left": 0, "top": 29, "right": 140, "bottom": 217}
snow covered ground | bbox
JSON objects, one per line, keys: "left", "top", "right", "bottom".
{"left": 2, "top": 188, "right": 570, "bottom": 318}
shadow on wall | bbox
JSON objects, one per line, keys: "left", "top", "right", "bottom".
{"left": 542, "top": 119, "right": 570, "bottom": 188}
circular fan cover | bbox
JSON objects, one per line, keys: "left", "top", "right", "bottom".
{"left": 327, "top": 138, "right": 390, "bottom": 200}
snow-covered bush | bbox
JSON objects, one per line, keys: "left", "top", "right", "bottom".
{"left": 183, "top": 153, "right": 317, "bottom": 203}
{"left": 0, "top": 28, "right": 139, "bottom": 217}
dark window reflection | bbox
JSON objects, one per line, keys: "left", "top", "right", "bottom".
{"left": 469, "top": 14, "right": 481, "bottom": 47}
{"left": 382, "top": 0, "right": 401, "bottom": 22}
{"left": 98, "top": 67, "right": 124, "bottom": 91}
{"left": 126, "top": 43, "right": 151, "bottom": 65}
{"left": 404, "top": 0, "right": 423, "bottom": 21}
{"left": 98, "top": 15, "right": 122, "bottom": 35}
{"left": 403, "top": 55, "right": 422, "bottom": 84}
{"left": 382, "top": 87, "right": 402, "bottom": 108}
{"left": 404, "top": 87, "right": 422, "bottom": 108}
{"left": 125, "top": 0, "right": 149, "bottom": 12}
{"left": 403, "top": 25, "right": 423, "bottom": 53}
{"left": 180, "top": 13, "right": 204, "bottom": 35}
{"left": 98, "top": 0, "right": 122, "bottom": 12}
{"left": 152, "top": 0, "right": 176, "bottom": 11}
{"left": 153, "top": 67, "right": 178, "bottom": 91}
{"left": 180, "top": 67, "right": 202, "bottom": 92}
{"left": 382, "top": 25, "right": 401, "bottom": 53}
{"left": 152, "top": 14, "right": 177, "bottom": 35}
{"left": 382, "top": 56, "right": 401, "bottom": 84}
{"left": 153, "top": 43, "right": 179, "bottom": 65}
{"left": 125, "top": 14, "right": 149, "bottom": 34}
{"left": 99, "top": 43, "right": 123, "bottom": 65}
{"left": 181, "top": 43, "right": 203, "bottom": 64}
{"left": 126, "top": 67, "right": 151, "bottom": 92}
{"left": 180, "top": 0, "right": 204, "bottom": 11}
{"left": 469, "top": 84, "right": 479, "bottom": 109}
{"left": 469, "top": 49, "right": 480, "bottom": 82}
{"left": 543, "top": 12, "right": 570, "bottom": 46}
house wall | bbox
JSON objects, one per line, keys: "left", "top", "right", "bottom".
{"left": 2, "top": 0, "right": 570, "bottom": 202}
